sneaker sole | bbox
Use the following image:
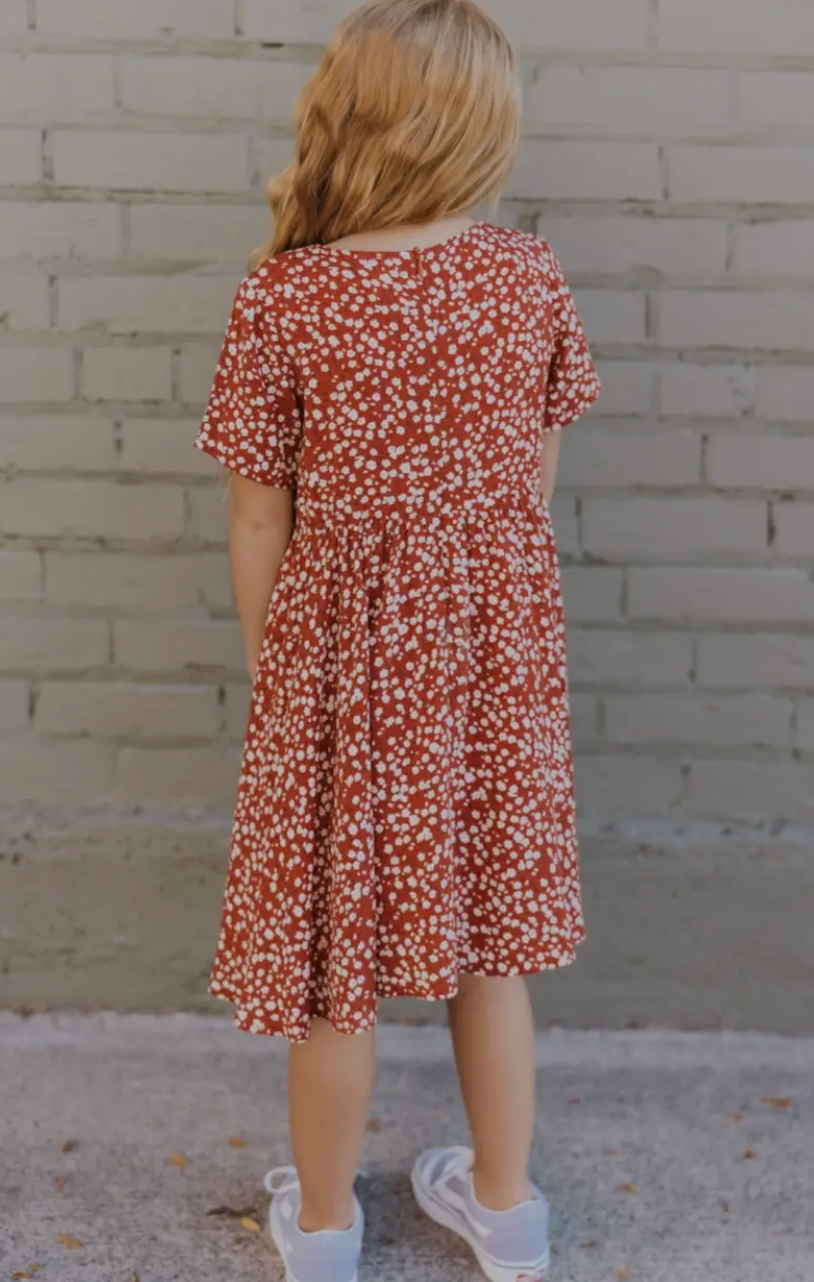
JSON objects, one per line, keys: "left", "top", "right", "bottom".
{"left": 410, "top": 1163, "right": 551, "bottom": 1282}
{"left": 269, "top": 1206, "right": 359, "bottom": 1282}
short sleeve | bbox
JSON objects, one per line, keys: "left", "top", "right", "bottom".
{"left": 543, "top": 250, "right": 601, "bottom": 432}
{"left": 194, "top": 275, "right": 302, "bottom": 488}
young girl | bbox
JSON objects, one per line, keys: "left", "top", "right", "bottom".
{"left": 195, "top": 2, "right": 600, "bottom": 1279}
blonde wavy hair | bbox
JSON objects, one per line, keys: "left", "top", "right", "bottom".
{"left": 252, "top": 0, "right": 520, "bottom": 265}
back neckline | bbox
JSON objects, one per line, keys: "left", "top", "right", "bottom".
{"left": 317, "top": 220, "right": 488, "bottom": 261}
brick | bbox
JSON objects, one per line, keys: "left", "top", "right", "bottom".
{"left": 542, "top": 216, "right": 728, "bottom": 280}
{"left": 669, "top": 147, "right": 814, "bottom": 207}
{"left": 659, "top": 292, "right": 814, "bottom": 353}
{"left": 120, "top": 57, "right": 259, "bottom": 120}
{"left": 0, "top": 1, "right": 27, "bottom": 32}
{"left": 569, "top": 631, "right": 693, "bottom": 689}
{"left": 0, "top": 552, "right": 42, "bottom": 602}
{"left": 36, "top": 681, "right": 218, "bottom": 740}
{"left": 52, "top": 131, "right": 248, "bottom": 194}
{"left": 659, "top": 0, "right": 814, "bottom": 56}
{"left": 690, "top": 761, "right": 814, "bottom": 824}
{"left": 118, "top": 420, "right": 214, "bottom": 476}
{"left": 252, "top": 138, "right": 297, "bottom": 186}
{"left": 44, "top": 552, "right": 233, "bottom": 614}
{"left": 128, "top": 204, "right": 267, "bottom": 265}
{"left": 0, "top": 273, "right": 50, "bottom": 329}
{"left": 225, "top": 684, "right": 251, "bottom": 740}
{"left": 510, "top": 142, "right": 661, "bottom": 202}
{"left": 2, "top": 480, "right": 184, "bottom": 541}
{"left": 707, "top": 434, "right": 814, "bottom": 491}
{"left": 569, "top": 693, "right": 599, "bottom": 745}
{"left": 58, "top": 275, "right": 237, "bottom": 336}
{"left": 259, "top": 64, "right": 318, "bottom": 124}
{"left": 178, "top": 342, "right": 222, "bottom": 403}
{"left": 606, "top": 694, "right": 792, "bottom": 748}
{"left": 527, "top": 69, "right": 731, "bottom": 139}
{"left": 560, "top": 567, "right": 623, "bottom": 621}
{"left": 659, "top": 364, "right": 754, "bottom": 419}
{"left": 116, "top": 745, "right": 240, "bottom": 810}
{"left": 628, "top": 567, "right": 814, "bottom": 624}
{"left": 698, "top": 634, "right": 814, "bottom": 691}
{"left": 0, "top": 617, "right": 109, "bottom": 673}
{"left": 571, "top": 290, "right": 646, "bottom": 346}
{"left": 575, "top": 756, "right": 685, "bottom": 819}
{"left": 0, "top": 130, "right": 41, "bottom": 185}
{"left": 0, "top": 349, "right": 74, "bottom": 403}
{"left": 187, "top": 486, "right": 229, "bottom": 545}
{"left": 0, "top": 54, "right": 116, "bottom": 124}
{"left": 582, "top": 498, "right": 767, "bottom": 562}
{"left": 797, "top": 701, "right": 814, "bottom": 753}
{"left": 773, "top": 503, "right": 814, "bottom": 559}
{"left": 589, "top": 364, "right": 654, "bottom": 417}
{"left": 0, "top": 740, "right": 117, "bottom": 805}
{"left": 736, "top": 73, "right": 814, "bottom": 133}
{"left": 242, "top": 0, "right": 650, "bottom": 49}
{"left": 113, "top": 619, "right": 245, "bottom": 674}
{"left": 83, "top": 347, "right": 173, "bottom": 402}
{"left": 731, "top": 222, "right": 814, "bottom": 280}
{"left": 0, "top": 681, "right": 29, "bottom": 730}
{"left": 35, "top": 0, "right": 235, "bottom": 38}
{"left": 0, "top": 202, "right": 121, "bottom": 261}
{"left": 755, "top": 369, "right": 814, "bottom": 423}
{"left": 558, "top": 428, "right": 701, "bottom": 489}
{"left": 0, "top": 417, "right": 114, "bottom": 472}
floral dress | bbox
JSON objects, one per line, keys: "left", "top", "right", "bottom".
{"left": 195, "top": 221, "right": 601, "bottom": 1041}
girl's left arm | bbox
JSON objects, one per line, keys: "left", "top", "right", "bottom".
{"left": 229, "top": 476, "right": 294, "bottom": 680}
{"left": 540, "top": 430, "right": 562, "bottom": 504}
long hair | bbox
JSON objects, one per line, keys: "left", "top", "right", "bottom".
{"left": 252, "top": 0, "right": 520, "bottom": 265}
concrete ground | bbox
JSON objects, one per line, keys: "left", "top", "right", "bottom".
{"left": 1, "top": 1015, "right": 812, "bottom": 1282}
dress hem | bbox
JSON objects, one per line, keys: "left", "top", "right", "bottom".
{"left": 208, "top": 933, "right": 587, "bottom": 1043}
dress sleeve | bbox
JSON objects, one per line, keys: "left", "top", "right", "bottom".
{"left": 542, "top": 249, "right": 602, "bottom": 433}
{"left": 194, "top": 275, "right": 302, "bottom": 488}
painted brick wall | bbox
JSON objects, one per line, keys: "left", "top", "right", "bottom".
{"left": 2, "top": 0, "right": 813, "bottom": 830}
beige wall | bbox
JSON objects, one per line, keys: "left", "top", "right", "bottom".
{"left": 1, "top": 1, "right": 814, "bottom": 1026}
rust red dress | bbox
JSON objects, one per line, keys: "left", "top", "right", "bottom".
{"left": 195, "top": 221, "right": 601, "bottom": 1042}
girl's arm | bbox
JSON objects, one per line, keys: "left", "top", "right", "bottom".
{"left": 229, "top": 475, "right": 295, "bottom": 679}
{"left": 540, "top": 430, "right": 562, "bottom": 504}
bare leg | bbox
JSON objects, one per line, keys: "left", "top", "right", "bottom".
{"left": 447, "top": 974, "right": 536, "bottom": 1211}
{"left": 288, "top": 1018, "right": 375, "bottom": 1232}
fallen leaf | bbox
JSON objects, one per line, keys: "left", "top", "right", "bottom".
{"left": 240, "top": 1216, "right": 261, "bottom": 1233}
{"left": 55, "top": 1234, "right": 84, "bottom": 1250}
{"left": 761, "top": 1097, "right": 793, "bottom": 1109}
{"left": 731, "top": 1112, "right": 743, "bottom": 1122}
{"left": 621, "top": 1181, "right": 637, "bottom": 1194}
{"left": 53, "top": 1178, "right": 66, "bottom": 1191}
{"left": 617, "top": 1269, "right": 632, "bottom": 1280}
{"left": 169, "top": 1154, "right": 188, "bottom": 1167}
{"left": 206, "top": 1205, "right": 257, "bottom": 1219}
{"left": 568, "top": 1097, "right": 581, "bottom": 1105}
{"left": 228, "top": 1137, "right": 247, "bottom": 1147}
{"left": 722, "top": 1201, "right": 731, "bottom": 1214}
{"left": 128, "top": 1274, "right": 140, "bottom": 1282}
{"left": 61, "top": 1139, "right": 78, "bottom": 1153}
{"left": 580, "top": 1241, "right": 598, "bottom": 1249}
{"left": 741, "top": 1149, "right": 755, "bottom": 1161}
{"left": 603, "top": 1148, "right": 621, "bottom": 1156}
{"left": 366, "top": 1117, "right": 383, "bottom": 1134}
{"left": 11, "top": 1272, "right": 33, "bottom": 1279}
{"left": 382, "top": 1236, "right": 395, "bottom": 1248}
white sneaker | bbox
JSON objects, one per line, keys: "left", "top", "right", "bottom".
{"left": 411, "top": 1145, "right": 551, "bottom": 1282}
{"left": 264, "top": 1167, "right": 364, "bottom": 1282}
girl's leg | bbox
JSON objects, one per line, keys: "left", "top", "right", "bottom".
{"left": 447, "top": 974, "right": 537, "bottom": 1211}
{"left": 289, "top": 1018, "right": 376, "bottom": 1232}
